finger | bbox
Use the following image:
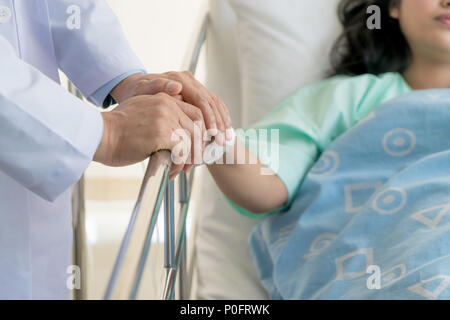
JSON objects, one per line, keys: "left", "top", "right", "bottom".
{"left": 171, "top": 102, "right": 200, "bottom": 170}
{"left": 195, "top": 97, "right": 218, "bottom": 134}
{"left": 174, "top": 98, "right": 205, "bottom": 123}
{"left": 163, "top": 72, "right": 218, "bottom": 133}
{"left": 208, "top": 98, "right": 226, "bottom": 146}
{"left": 217, "top": 97, "right": 232, "bottom": 128}
{"left": 173, "top": 98, "right": 207, "bottom": 165}
{"left": 164, "top": 81, "right": 183, "bottom": 95}
{"left": 179, "top": 88, "right": 217, "bottom": 133}
{"left": 212, "top": 95, "right": 232, "bottom": 140}
{"left": 139, "top": 78, "right": 183, "bottom": 96}
{"left": 218, "top": 99, "right": 233, "bottom": 140}
{"left": 168, "top": 126, "right": 191, "bottom": 179}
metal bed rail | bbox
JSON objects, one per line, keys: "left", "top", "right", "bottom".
{"left": 68, "top": 81, "right": 88, "bottom": 300}
{"left": 103, "top": 14, "right": 209, "bottom": 300}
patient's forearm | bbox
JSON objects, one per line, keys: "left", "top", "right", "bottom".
{"left": 207, "top": 139, "right": 288, "bottom": 214}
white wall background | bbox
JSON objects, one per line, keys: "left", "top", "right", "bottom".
{"left": 106, "top": 0, "right": 207, "bottom": 73}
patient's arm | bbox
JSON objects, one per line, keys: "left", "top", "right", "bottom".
{"left": 207, "top": 139, "right": 288, "bottom": 214}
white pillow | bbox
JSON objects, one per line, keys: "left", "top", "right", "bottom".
{"left": 229, "top": 0, "right": 342, "bottom": 125}
{"left": 193, "top": 0, "right": 342, "bottom": 300}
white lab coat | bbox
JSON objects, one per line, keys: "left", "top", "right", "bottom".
{"left": 0, "top": 0, "right": 145, "bottom": 299}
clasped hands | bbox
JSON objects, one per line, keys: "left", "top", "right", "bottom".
{"left": 93, "top": 72, "right": 233, "bottom": 180}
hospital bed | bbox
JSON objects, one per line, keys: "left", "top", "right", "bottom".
{"left": 71, "top": 0, "right": 343, "bottom": 300}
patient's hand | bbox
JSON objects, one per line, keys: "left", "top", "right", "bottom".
{"left": 110, "top": 72, "right": 232, "bottom": 146}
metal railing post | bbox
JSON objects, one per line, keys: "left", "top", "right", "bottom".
{"left": 67, "top": 81, "right": 87, "bottom": 300}
{"left": 163, "top": 180, "right": 176, "bottom": 300}
{"left": 105, "top": 151, "right": 172, "bottom": 300}
{"left": 178, "top": 172, "right": 188, "bottom": 299}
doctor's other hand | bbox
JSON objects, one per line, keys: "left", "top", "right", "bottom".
{"left": 93, "top": 93, "right": 206, "bottom": 179}
{"left": 109, "top": 72, "right": 232, "bottom": 145}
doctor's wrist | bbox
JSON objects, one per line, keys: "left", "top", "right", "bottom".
{"left": 110, "top": 73, "right": 145, "bottom": 104}
{"left": 93, "top": 112, "right": 119, "bottom": 165}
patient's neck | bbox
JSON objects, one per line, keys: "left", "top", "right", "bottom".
{"left": 403, "top": 54, "right": 450, "bottom": 90}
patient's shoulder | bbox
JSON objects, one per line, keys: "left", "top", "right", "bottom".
{"left": 271, "top": 72, "right": 409, "bottom": 126}
{"left": 317, "top": 72, "right": 406, "bottom": 91}
{"left": 290, "top": 72, "right": 409, "bottom": 108}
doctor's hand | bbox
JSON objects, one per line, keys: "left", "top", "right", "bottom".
{"left": 109, "top": 72, "right": 232, "bottom": 146}
{"left": 93, "top": 93, "right": 206, "bottom": 179}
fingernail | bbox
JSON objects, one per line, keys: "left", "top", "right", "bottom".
{"left": 209, "top": 124, "right": 218, "bottom": 136}
{"left": 215, "top": 132, "right": 225, "bottom": 146}
{"left": 166, "top": 81, "right": 180, "bottom": 93}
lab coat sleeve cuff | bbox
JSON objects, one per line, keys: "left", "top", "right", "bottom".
{"left": 0, "top": 33, "right": 105, "bottom": 203}
{"left": 36, "top": 107, "right": 104, "bottom": 202}
{"left": 87, "top": 69, "right": 147, "bottom": 107}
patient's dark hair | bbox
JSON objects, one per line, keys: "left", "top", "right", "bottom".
{"left": 330, "top": 0, "right": 411, "bottom": 76}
